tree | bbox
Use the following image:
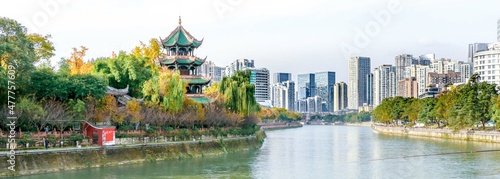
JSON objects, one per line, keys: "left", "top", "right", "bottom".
{"left": 142, "top": 68, "right": 186, "bottom": 113}
{"left": 27, "top": 33, "right": 55, "bottom": 64}
{"left": 30, "top": 68, "right": 70, "bottom": 100}
{"left": 220, "top": 70, "right": 260, "bottom": 116}
{"left": 126, "top": 100, "right": 143, "bottom": 124}
{"left": 67, "top": 74, "right": 107, "bottom": 100}
{"left": 490, "top": 95, "right": 500, "bottom": 129}
{"left": 418, "top": 98, "right": 436, "bottom": 125}
{"left": 0, "top": 17, "right": 37, "bottom": 101}
{"left": 93, "top": 52, "right": 153, "bottom": 98}
{"left": 67, "top": 46, "right": 92, "bottom": 75}
{"left": 402, "top": 98, "right": 421, "bottom": 124}
{"left": 131, "top": 38, "right": 165, "bottom": 68}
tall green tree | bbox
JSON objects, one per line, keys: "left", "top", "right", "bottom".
{"left": 27, "top": 33, "right": 55, "bottom": 65}
{"left": 93, "top": 52, "right": 153, "bottom": 97}
{"left": 0, "top": 17, "right": 37, "bottom": 103}
{"left": 142, "top": 68, "right": 185, "bottom": 114}
{"left": 219, "top": 70, "right": 260, "bottom": 116}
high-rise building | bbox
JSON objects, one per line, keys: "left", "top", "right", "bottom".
{"left": 397, "top": 77, "right": 418, "bottom": 98}
{"left": 198, "top": 61, "right": 225, "bottom": 83}
{"left": 271, "top": 81, "right": 295, "bottom": 111}
{"left": 497, "top": 18, "right": 500, "bottom": 41}
{"left": 296, "top": 99, "right": 308, "bottom": 113}
{"left": 416, "top": 65, "right": 434, "bottom": 96}
{"left": 315, "top": 71, "right": 336, "bottom": 112}
{"left": 273, "top": 73, "right": 292, "bottom": 84}
{"left": 373, "top": 65, "right": 397, "bottom": 107}
{"left": 395, "top": 54, "right": 418, "bottom": 81}
{"left": 306, "top": 96, "right": 322, "bottom": 113}
{"left": 297, "top": 73, "right": 315, "bottom": 99}
{"left": 474, "top": 42, "right": 500, "bottom": 85}
{"left": 460, "top": 62, "right": 473, "bottom": 83}
{"left": 366, "top": 73, "right": 373, "bottom": 106}
{"left": 283, "top": 81, "right": 295, "bottom": 111}
{"left": 225, "top": 59, "right": 255, "bottom": 76}
{"left": 333, "top": 82, "right": 348, "bottom": 112}
{"left": 348, "top": 57, "right": 371, "bottom": 109}
{"left": 248, "top": 68, "right": 270, "bottom": 103}
{"left": 468, "top": 43, "right": 489, "bottom": 63}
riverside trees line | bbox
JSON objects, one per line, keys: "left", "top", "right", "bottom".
{"left": 372, "top": 74, "right": 500, "bottom": 130}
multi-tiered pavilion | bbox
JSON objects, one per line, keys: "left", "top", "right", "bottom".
{"left": 158, "top": 17, "right": 211, "bottom": 103}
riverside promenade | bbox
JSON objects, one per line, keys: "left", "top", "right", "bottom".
{"left": 372, "top": 125, "right": 500, "bottom": 143}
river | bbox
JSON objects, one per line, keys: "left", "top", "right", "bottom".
{"left": 17, "top": 126, "right": 500, "bottom": 178}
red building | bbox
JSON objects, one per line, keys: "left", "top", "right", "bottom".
{"left": 82, "top": 122, "right": 116, "bottom": 146}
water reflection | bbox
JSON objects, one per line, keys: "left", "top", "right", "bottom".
{"left": 16, "top": 126, "right": 500, "bottom": 179}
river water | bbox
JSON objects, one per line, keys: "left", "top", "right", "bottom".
{"left": 18, "top": 126, "right": 500, "bottom": 178}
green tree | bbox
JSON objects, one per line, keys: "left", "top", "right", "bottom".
{"left": 27, "top": 33, "right": 55, "bottom": 64}
{"left": 93, "top": 52, "right": 153, "bottom": 97}
{"left": 418, "top": 98, "right": 436, "bottom": 125}
{"left": 0, "top": 17, "right": 37, "bottom": 102}
{"left": 219, "top": 70, "right": 260, "bottom": 116}
{"left": 142, "top": 68, "right": 185, "bottom": 113}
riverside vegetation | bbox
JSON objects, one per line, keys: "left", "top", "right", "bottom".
{"left": 372, "top": 73, "right": 500, "bottom": 131}
{"left": 0, "top": 17, "right": 299, "bottom": 148}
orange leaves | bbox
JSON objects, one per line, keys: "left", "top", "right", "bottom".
{"left": 67, "top": 46, "right": 92, "bottom": 75}
{"left": 126, "top": 100, "right": 143, "bottom": 123}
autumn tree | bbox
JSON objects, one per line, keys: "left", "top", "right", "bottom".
{"left": 142, "top": 68, "right": 186, "bottom": 113}
{"left": 67, "top": 46, "right": 92, "bottom": 75}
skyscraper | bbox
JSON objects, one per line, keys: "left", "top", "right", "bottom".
{"left": 468, "top": 43, "right": 489, "bottom": 63}
{"left": 225, "top": 59, "right": 255, "bottom": 76}
{"left": 271, "top": 81, "right": 295, "bottom": 111}
{"left": 497, "top": 18, "right": 500, "bottom": 41}
{"left": 273, "top": 73, "right": 292, "bottom": 84}
{"left": 395, "top": 54, "right": 418, "bottom": 81}
{"left": 248, "top": 68, "right": 270, "bottom": 103}
{"left": 198, "top": 61, "right": 225, "bottom": 83}
{"left": 297, "top": 73, "right": 315, "bottom": 99}
{"left": 315, "top": 71, "right": 336, "bottom": 112}
{"left": 373, "top": 65, "right": 396, "bottom": 107}
{"left": 366, "top": 73, "right": 373, "bottom": 106}
{"left": 474, "top": 42, "right": 500, "bottom": 85}
{"left": 333, "top": 82, "right": 348, "bottom": 112}
{"left": 348, "top": 56, "right": 371, "bottom": 109}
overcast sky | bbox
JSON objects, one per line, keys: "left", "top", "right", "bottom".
{"left": 1, "top": 0, "right": 499, "bottom": 82}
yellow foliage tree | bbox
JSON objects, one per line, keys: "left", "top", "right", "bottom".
{"left": 126, "top": 100, "right": 143, "bottom": 123}
{"left": 131, "top": 38, "right": 164, "bottom": 68}
{"left": 97, "top": 95, "right": 118, "bottom": 123}
{"left": 67, "top": 46, "right": 93, "bottom": 75}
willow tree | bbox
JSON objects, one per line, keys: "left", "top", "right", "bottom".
{"left": 142, "top": 68, "right": 186, "bottom": 114}
{"left": 219, "top": 70, "right": 260, "bottom": 117}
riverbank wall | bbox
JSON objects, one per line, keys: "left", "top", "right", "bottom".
{"left": 0, "top": 130, "right": 266, "bottom": 178}
{"left": 259, "top": 123, "right": 303, "bottom": 130}
{"left": 372, "top": 125, "right": 500, "bottom": 143}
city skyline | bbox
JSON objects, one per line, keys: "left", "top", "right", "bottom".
{"left": 1, "top": 0, "right": 499, "bottom": 83}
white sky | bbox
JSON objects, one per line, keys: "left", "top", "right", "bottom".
{"left": 1, "top": 0, "right": 499, "bottom": 82}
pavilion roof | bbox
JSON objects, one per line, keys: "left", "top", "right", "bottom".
{"left": 159, "top": 56, "right": 206, "bottom": 66}
{"left": 160, "top": 17, "right": 203, "bottom": 48}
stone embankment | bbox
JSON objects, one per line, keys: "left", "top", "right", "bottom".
{"left": 0, "top": 130, "right": 266, "bottom": 178}
{"left": 372, "top": 125, "right": 500, "bottom": 143}
{"left": 259, "top": 122, "right": 303, "bottom": 130}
